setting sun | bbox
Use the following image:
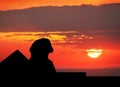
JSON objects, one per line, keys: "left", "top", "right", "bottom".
{"left": 87, "top": 49, "right": 102, "bottom": 58}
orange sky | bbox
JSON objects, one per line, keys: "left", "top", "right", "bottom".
{"left": 0, "top": 32, "right": 120, "bottom": 69}
{"left": 0, "top": 0, "right": 120, "bottom": 10}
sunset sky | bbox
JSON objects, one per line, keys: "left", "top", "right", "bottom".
{"left": 0, "top": 0, "right": 120, "bottom": 10}
{"left": 0, "top": 0, "right": 120, "bottom": 76}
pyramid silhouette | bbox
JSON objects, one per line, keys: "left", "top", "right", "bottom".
{"left": 1, "top": 50, "right": 29, "bottom": 65}
{"left": 1, "top": 50, "right": 29, "bottom": 79}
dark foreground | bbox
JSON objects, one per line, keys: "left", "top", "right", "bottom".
{"left": 1, "top": 71, "right": 119, "bottom": 81}
{"left": 1, "top": 71, "right": 120, "bottom": 86}
{"left": 1, "top": 50, "right": 119, "bottom": 85}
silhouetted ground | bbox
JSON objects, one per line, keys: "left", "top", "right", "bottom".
{"left": 0, "top": 50, "right": 120, "bottom": 85}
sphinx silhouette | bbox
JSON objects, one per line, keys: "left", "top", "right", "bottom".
{"left": 29, "top": 38, "right": 56, "bottom": 80}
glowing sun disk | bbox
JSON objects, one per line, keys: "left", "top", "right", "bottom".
{"left": 87, "top": 49, "right": 102, "bottom": 58}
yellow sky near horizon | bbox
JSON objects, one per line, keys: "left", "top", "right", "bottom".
{"left": 0, "top": 0, "right": 120, "bottom": 10}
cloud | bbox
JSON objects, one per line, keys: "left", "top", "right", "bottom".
{"left": 0, "top": 32, "right": 95, "bottom": 44}
{"left": 0, "top": 3, "right": 120, "bottom": 32}
{"left": 0, "top": 31, "right": 120, "bottom": 50}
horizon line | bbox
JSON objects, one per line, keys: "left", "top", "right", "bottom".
{"left": 0, "top": 2, "right": 120, "bottom": 11}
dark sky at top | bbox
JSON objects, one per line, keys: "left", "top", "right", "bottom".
{"left": 0, "top": 3, "right": 120, "bottom": 33}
